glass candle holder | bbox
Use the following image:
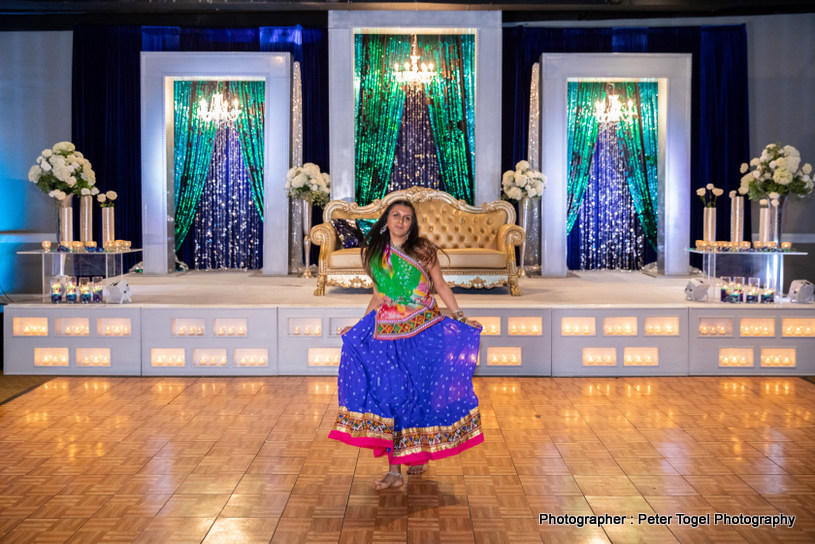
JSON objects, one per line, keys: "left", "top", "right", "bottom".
{"left": 65, "top": 276, "right": 78, "bottom": 303}
{"left": 79, "top": 277, "right": 92, "bottom": 304}
{"left": 50, "top": 276, "right": 64, "bottom": 303}
{"left": 781, "top": 241, "right": 792, "bottom": 251}
{"left": 92, "top": 276, "right": 104, "bottom": 303}
{"left": 731, "top": 276, "right": 745, "bottom": 303}
{"left": 761, "top": 280, "right": 775, "bottom": 304}
{"left": 42, "top": 240, "right": 52, "bottom": 251}
{"left": 720, "top": 276, "right": 731, "bottom": 303}
{"left": 745, "top": 277, "right": 760, "bottom": 303}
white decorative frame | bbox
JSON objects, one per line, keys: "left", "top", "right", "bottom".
{"left": 539, "top": 53, "right": 692, "bottom": 276}
{"left": 140, "top": 52, "right": 291, "bottom": 275}
{"left": 328, "top": 10, "right": 502, "bottom": 206}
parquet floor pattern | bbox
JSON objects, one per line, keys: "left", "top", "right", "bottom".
{"left": 0, "top": 376, "right": 814, "bottom": 543}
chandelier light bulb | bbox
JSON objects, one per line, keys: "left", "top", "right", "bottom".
{"left": 394, "top": 35, "right": 437, "bottom": 85}
{"left": 198, "top": 92, "right": 242, "bottom": 125}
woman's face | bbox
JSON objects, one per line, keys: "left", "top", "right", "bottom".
{"left": 386, "top": 204, "right": 414, "bottom": 241}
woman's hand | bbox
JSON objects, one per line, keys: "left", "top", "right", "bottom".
{"left": 466, "top": 319, "right": 481, "bottom": 329}
{"left": 340, "top": 326, "right": 353, "bottom": 335}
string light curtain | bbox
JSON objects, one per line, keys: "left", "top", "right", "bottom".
{"left": 424, "top": 34, "right": 476, "bottom": 205}
{"left": 616, "top": 82, "right": 659, "bottom": 249}
{"left": 354, "top": 34, "right": 409, "bottom": 206}
{"left": 389, "top": 85, "right": 442, "bottom": 192}
{"left": 234, "top": 81, "right": 266, "bottom": 219}
{"left": 566, "top": 82, "right": 605, "bottom": 232}
{"left": 173, "top": 80, "right": 218, "bottom": 250}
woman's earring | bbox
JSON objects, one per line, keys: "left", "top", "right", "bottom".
{"left": 379, "top": 224, "right": 388, "bottom": 234}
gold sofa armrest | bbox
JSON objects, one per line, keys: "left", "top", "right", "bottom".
{"left": 497, "top": 223, "right": 525, "bottom": 296}
{"left": 310, "top": 223, "right": 336, "bottom": 296}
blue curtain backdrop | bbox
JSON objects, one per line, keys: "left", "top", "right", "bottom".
{"left": 72, "top": 25, "right": 328, "bottom": 268}
{"left": 502, "top": 25, "right": 750, "bottom": 265}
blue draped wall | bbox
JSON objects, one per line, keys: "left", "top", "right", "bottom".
{"left": 502, "top": 25, "right": 750, "bottom": 256}
{"left": 72, "top": 25, "right": 328, "bottom": 268}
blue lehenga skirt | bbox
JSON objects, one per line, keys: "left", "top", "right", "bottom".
{"left": 329, "top": 311, "right": 483, "bottom": 465}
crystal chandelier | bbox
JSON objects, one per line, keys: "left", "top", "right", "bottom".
{"left": 393, "top": 35, "right": 436, "bottom": 85}
{"left": 198, "top": 93, "right": 242, "bottom": 125}
{"left": 594, "top": 94, "right": 637, "bottom": 124}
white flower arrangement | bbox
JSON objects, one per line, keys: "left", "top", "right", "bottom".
{"left": 97, "top": 190, "right": 118, "bottom": 208}
{"left": 501, "top": 160, "right": 547, "bottom": 201}
{"left": 739, "top": 143, "right": 813, "bottom": 200}
{"left": 27, "top": 141, "right": 96, "bottom": 203}
{"left": 696, "top": 183, "right": 724, "bottom": 207}
{"left": 285, "top": 163, "right": 331, "bottom": 206}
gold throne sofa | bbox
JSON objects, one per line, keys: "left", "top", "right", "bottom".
{"left": 310, "top": 187, "right": 525, "bottom": 296}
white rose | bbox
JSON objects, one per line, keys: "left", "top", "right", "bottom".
{"left": 292, "top": 173, "right": 307, "bottom": 189}
{"left": 48, "top": 189, "right": 58, "bottom": 197}
{"left": 322, "top": 173, "right": 331, "bottom": 186}
{"left": 97, "top": 194, "right": 107, "bottom": 203}
{"left": 515, "top": 160, "right": 530, "bottom": 172}
{"left": 729, "top": 190, "right": 736, "bottom": 198}
{"left": 515, "top": 173, "right": 529, "bottom": 188}
{"left": 786, "top": 156, "right": 801, "bottom": 173}
{"left": 771, "top": 198, "right": 780, "bottom": 207}
{"left": 759, "top": 199, "right": 768, "bottom": 206}
{"left": 91, "top": 187, "right": 99, "bottom": 195}
{"left": 773, "top": 169, "right": 793, "bottom": 185}
{"left": 803, "top": 163, "right": 812, "bottom": 175}
{"left": 41, "top": 149, "right": 53, "bottom": 158}
{"left": 750, "top": 158, "right": 759, "bottom": 166}
{"left": 738, "top": 186, "right": 748, "bottom": 195}
{"left": 106, "top": 191, "right": 117, "bottom": 200}
{"left": 705, "top": 183, "right": 714, "bottom": 190}
{"left": 768, "top": 191, "right": 780, "bottom": 199}
{"left": 81, "top": 188, "right": 91, "bottom": 195}
{"left": 753, "top": 171, "right": 761, "bottom": 179}
{"left": 696, "top": 188, "right": 706, "bottom": 196}
{"left": 286, "top": 167, "right": 298, "bottom": 181}
{"left": 40, "top": 160, "right": 52, "bottom": 172}
{"left": 739, "top": 163, "right": 748, "bottom": 174}
{"left": 783, "top": 145, "right": 800, "bottom": 157}
{"left": 65, "top": 177, "right": 76, "bottom": 187}
{"left": 28, "top": 165, "right": 42, "bottom": 182}
{"left": 712, "top": 188, "right": 724, "bottom": 196}
{"left": 502, "top": 171, "right": 514, "bottom": 185}
{"left": 526, "top": 187, "right": 537, "bottom": 198}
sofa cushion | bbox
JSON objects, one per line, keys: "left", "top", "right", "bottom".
{"left": 329, "top": 247, "right": 507, "bottom": 269}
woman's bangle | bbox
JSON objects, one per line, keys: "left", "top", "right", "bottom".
{"left": 452, "top": 310, "right": 467, "bottom": 323}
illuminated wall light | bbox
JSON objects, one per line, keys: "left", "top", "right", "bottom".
{"left": 582, "top": 348, "right": 616, "bottom": 366}
{"left": 14, "top": 318, "right": 49, "bottom": 336}
{"left": 781, "top": 319, "right": 815, "bottom": 337}
{"left": 151, "top": 349, "right": 185, "bottom": 367}
{"left": 486, "top": 347, "right": 522, "bottom": 366}
{"left": 645, "top": 317, "right": 679, "bottom": 336}
{"left": 760, "top": 348, "right": 796, "bottom": 368}
{"left": 562, "top": 317, "right": 595, "bottom": 336}
{"left": 507, "top": 317, "right": 542, "bottom": 336}
{"left": 623, "top": 347, "right": 658, "bottom": 366}
{"left": 718, "top": 348, "right": 753, "bottom": 367}
{"left": 235, "top": 349, "right": 269, "bottom": 367}
{"left": 308, "top": 348, "right": 341, "bottom": 367}
{"left": 740, "top": 318, "right": 775, "bottom": 338}
{"left": 34, "top": 348, "right": 69, "bottom": 367}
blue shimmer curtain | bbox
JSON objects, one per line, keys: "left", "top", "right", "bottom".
{"left": 72, "top": 25, "right": 143, "bottom": 271}
{"left": 354, "top": 34, "right": 409, "bottom": 206}
{"left": 502, "top": 25, "right": 750, "bottom": 251}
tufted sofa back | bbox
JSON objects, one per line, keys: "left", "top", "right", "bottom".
{"left": 324, "top": 187, "right": 514, "bottom": 251}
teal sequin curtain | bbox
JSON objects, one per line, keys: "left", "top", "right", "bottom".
{"left": 173, "top": 80, "right": 219, "bottom": 250}
{"left": 424, "top": 34, "right": 476, "bottom": 205}
{"left": 566, "top": 82, "right": 605, "bottom": 232}
{"left": 234, "top": 81, "right": 265, "bottom": 219}
{"left": 616, "top": 82, "right": 659, "bottom": 249}
{"left": 354, "top": 35, "right": 408, "bottom": 206}
{"left": 354, "top": 34, "right": 476, "bottom": 206}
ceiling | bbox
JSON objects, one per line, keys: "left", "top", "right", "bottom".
{"left": 2, "top": 0, "right": 812, "bottom": 29}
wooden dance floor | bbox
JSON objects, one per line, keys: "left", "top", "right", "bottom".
{"left": 1, "top": 376, "right": 815, "bottom": 543}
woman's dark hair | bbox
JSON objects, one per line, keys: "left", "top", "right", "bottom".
{"left": 361, "top": 199, "right": 444, "bottom": 290}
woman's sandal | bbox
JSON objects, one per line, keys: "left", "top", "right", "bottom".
{"left": 373, "top": 471, "right": 403, "bottom": 490}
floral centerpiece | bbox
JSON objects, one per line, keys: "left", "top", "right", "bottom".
{"left": 696, "top": 183, "right": 723, "bottom": 207}
{"left": 97, "top": 191, "right": 118, "bottom": 207}
{"left": 27, "top": 142, "right": 97, "bottom": 202}
{"left": 285, "top": 163, "right": 331, "bottom": 206}
{"left": 739, "top": 143, "right": 813, "bottom": 200}
{"left": 501, "top": 160, "right": 546, "bottom": 201}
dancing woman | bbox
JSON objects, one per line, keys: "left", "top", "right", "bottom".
{"left": 328, "top": 199, "right": 483, "bottom": 490}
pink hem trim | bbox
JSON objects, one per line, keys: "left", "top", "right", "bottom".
{"left": 389, "top": 432, "right": 484, "bottom": 465}
{"left": 328, "top": 430, "right": 392, "bottom": 451}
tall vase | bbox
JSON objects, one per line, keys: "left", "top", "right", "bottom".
{"left": 517, "top": 197, "right": 541, "bottom": 276}
{"left": 289, "top": 197, "right": 306, "bottom": 273}
{"left": 101, "top": 207, "right": 115, "bottom": 247}
{"left": 301, "top": 200, "right": 314, "bottom": 278}
{"left": 768, "top": 195, "right": 786, "bottom": 246}
{"left": 703, "top": 207, "right": 716, "bottom": 243}
{"left": 58, "top": 195, "right": 74, "bottom": 243}
{"left": 730, "top": 195, "right": 744, "bottom": 243}
{"left": 80, "top": 195, "right": 93, "bottom": 243}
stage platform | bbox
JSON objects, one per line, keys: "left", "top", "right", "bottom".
{"left": 4, "top": 270, "right": 815, "bottom": 377}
